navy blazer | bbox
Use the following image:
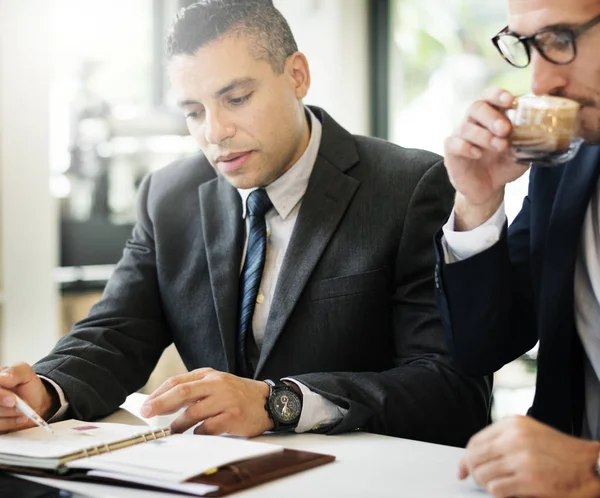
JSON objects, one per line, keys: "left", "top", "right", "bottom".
{"left": 435, "top": 144, "right": 600, "bottom": 436}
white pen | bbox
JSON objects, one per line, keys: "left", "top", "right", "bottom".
{"left": 14, "top": 394, "right": 54, "bottom": 434}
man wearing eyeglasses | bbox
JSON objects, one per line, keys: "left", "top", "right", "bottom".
{"left": 435, "top": 0, "right": 600, "bottom": 497}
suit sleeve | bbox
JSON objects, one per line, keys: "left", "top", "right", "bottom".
{"left": 434, "top": 176, "right": 538, "bottom": 376}
{"left": 33, "top": 174, "right": 171, "bottom": 421}
{"left": 293, "top": 161, "right": 492, "bottom": 447}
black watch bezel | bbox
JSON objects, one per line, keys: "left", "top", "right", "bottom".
{"left": 264, "top": 379, "right": 302, "bottom": 432}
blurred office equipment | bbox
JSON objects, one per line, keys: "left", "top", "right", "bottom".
{"left": 52, "top": 0, "right": 196, "bottom": 276}
{"left": 51, "top": 0, "right": 197, "bottom": 390}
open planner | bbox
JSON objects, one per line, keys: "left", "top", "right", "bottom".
{"left": 0, "top": 420, "right": 334, "bottom": 496}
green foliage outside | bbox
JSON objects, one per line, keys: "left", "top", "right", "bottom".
{"left": 391, "top": 0, "right": 531, "bottom": 106}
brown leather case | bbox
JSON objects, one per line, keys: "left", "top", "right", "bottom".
{"left": 188, "top": 448, "right": 335, "bottom": 496}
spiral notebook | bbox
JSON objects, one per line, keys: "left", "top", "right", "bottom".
{"left": 0, "top": 420, "right": 335, "bottom": 496}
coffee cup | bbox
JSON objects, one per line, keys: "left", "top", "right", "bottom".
{"left": 506, "top": 95, "right": 583, "bottom": 166}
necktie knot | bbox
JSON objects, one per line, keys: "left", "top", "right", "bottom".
{"left": 247, "top": 189, "right": 272, "bottom": 218}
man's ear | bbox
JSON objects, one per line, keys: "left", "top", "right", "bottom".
{"left": 285, "top": 52, "right": 311, "bottom": 99}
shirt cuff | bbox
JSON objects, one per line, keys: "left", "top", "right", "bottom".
{"left": 441, "top": 202, "right": 506, "bottom": 263}
{"left": 282, "top": 378, "right": 347, "bottom": 433}
{"left": 39, "top": 376, "right": 69, "bottom": 422}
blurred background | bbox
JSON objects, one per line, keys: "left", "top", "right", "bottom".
{"left": 0, "top": 0, "right": 534, "bottom": 420}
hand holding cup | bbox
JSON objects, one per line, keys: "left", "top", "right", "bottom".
{"left": 444, "top": 88, "right": 529, "bottom": 230}
{"left": 445, "top": 88, "right": 582, "bottom": 231}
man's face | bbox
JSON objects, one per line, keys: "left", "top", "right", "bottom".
{"left": 168, "top": 35, "right": 310, "bottom": 189}
{"left": 508, "top": 0, "right": 600, "bottom": 143}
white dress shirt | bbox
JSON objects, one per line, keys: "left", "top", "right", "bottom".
{"left": 442, "top": 178, "right": 600, "bottom": 438}
{"left": 45, "top": 109, "right": 346, "bottom": 433}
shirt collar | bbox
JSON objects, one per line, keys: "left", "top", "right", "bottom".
{"left": 238, "top": 108, "right": 322, "bottom": 220}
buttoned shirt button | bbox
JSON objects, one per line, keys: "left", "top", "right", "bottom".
{"left": 257, "top": 293, "right": 265, "bottom": 304}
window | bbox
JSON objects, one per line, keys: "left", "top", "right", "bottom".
{"left": 50, "top": 1, "right": 196, "bottom": 269}
{"left": 386, "top": 0, "right": 531, "bottom": 222}
{"left": 380, "top": 0, "right": 537, "bottom": 418}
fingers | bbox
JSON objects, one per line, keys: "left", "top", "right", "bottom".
{"left": 485, "top": 476, "right": 526, "bottom": 498}
{"left": 464, "top": 441, "right": 502, "bottom": 471}
{"left": 5, "top": 362, "right": 36, "bottom": 381}
{"left": 170, "top": 400, "right": 222, "bottom": 434}
{"left": 0, "top": 365, "right": 41, "bottom": 433}
{"left": 457, "top": 422, "right": 508, "bottom": 482}
{"left": 462, "top": 419, "right": 521, "bottom": 467}
{"left": 142, "top": 379, "right": 212, "bottom": 417}
{"left": 466, "top": 425, "right": 499, "bottom": 448}
{"left": 457, "top": 417, "right": 540, "bottom": 497}
{"left": 0, "top": 406, "right": 22, "bottom": 417}
{"left": 0, "top": 363, "right": 38, "bottom": 412}
{"left": 470, "top": 456, "right": 515, "bottom": 490}
{"left": 476, "top": 415, "right": 532, "bottom": 447}
{"left": 446, "top": 88, "right": 515, "bottom": 161}
{"left": 457, "top": 456, "right": 470, "bottom": 480}
{"left": 481, "top": 87, "right": 516, "bottom": 109}
{"left": 0, "top": 389, "right": 17, "bottom": 408}
{"left": 193, "top": 414, "right": 231, "bottom": 436}
{"left": 0, "top": 415, "right": 31, "bottom": 434}
{"left": 460, "top": 442, "right": 505, "bottom": 487}
{"left": 146, "top": 368, "right": 215, "bottom": 401}
{"left": 0, "top": 363, "right": 36, "bottom": 389}
{"left": 461, "top": 121, "right": 510, "bottom": 153}
{"left": 467, "top": 100, "right": 512, "bottom": 138}
{"left": 467, "top": 415, "right": 525, "bottom": 447}
{"left": 444, "top": 135, "right": 484, "bottom": 161}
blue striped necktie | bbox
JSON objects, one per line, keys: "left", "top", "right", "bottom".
{"left": 237, "top": 188, "right": 273, "bottom": 378}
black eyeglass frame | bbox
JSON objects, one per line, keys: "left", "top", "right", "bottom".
{"left": 492, "top": 13, "right": 600, "bottom": 68}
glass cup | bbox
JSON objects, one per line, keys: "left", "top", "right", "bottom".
{"left": 505, "top": 95, "right": 583, "bottom": 166}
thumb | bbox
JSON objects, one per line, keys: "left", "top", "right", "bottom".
{"left": 0, "top": 363, "right": 39, "bottom": 397}
{"left": 457, "top": 456, "right": 470, "bottom": 480}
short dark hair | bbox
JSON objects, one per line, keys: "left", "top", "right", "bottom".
{"left": 166, "top": 0, "right": 299, "bottom": 74}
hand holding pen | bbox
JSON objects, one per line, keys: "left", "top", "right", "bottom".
{"left": 14, "top": 394, "right": 54, "bottom": 434}
{"left": 0, "top": 363, "right": 56, "bottom": 434}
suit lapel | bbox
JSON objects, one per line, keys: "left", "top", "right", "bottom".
{"left": 535, "top": 146, "right": 600, "bottom": 430}
{"left": 540, "top": 145, "right": 600, "bottom": 317}
{"left": 198, "top": 176, "right": 244, "bottom": 372}
{"left": 255, "top": 108, "right": 361, "bottom": 376}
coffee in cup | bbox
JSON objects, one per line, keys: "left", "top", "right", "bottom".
{"left": 506, "top": 95, "right": 582, "bottom": 166}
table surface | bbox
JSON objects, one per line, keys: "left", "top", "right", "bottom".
{"left": 20, "top": 395, "right": 488, "bottom": 497}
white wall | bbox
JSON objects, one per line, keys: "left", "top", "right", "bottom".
{"left": 0, "top": 0, "right": 59, "bottom": 364}
{"left": 274, "top": 0, "right": 371, "bottom": 136}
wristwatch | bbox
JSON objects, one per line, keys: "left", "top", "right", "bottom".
{"left": 264, "top": 379, "right": 302, "bottom": 432}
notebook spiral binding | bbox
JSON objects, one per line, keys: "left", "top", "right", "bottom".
{"left": 59, "top": 427, "right": 172, "bottom": 466}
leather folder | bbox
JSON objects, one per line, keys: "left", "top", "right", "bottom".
{"left": 1, "top": 447, "right": 335, "bottom": 496}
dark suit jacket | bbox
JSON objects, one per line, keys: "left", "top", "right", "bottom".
{"left": 35, "top": 106, "right": 490, "bottom": 447}
{"left": 435, "top": 144, "right": 600, "bottom": 436}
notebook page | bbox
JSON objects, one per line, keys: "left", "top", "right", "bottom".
{"left": 86, "top": 471, "right": 219, "bottom": 496}
{"left": 67, "top": 434, "right": 284, "bottom": 482}
{"left": 0, "top": 420, "right": 155, "bottom": 459}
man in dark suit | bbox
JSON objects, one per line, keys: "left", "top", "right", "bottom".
{"left": 436, "top": 0, "right": 600, "bottom": 495}
{"left": 0, "top": 0, "right": 489, "bottom": 446}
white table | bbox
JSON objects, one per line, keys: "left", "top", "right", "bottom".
{"left": 20, "top": 395, "right": 487, "bottom": 497}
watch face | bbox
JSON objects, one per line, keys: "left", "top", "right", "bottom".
{"left": 269, "top": 389, "right": 301, "bottom": 424}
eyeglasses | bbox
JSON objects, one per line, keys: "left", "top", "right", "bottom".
{"left": 492, "top": 13, "right": 600, "bottom": 68}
